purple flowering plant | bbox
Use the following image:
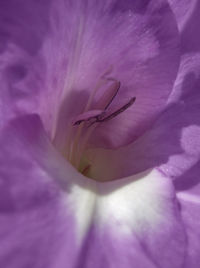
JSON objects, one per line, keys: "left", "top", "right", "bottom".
{"left": 0, "top": 0, "right": 200, "bottom": 267}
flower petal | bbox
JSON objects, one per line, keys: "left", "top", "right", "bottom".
{"left": 0, "top": 0, "right": 180, "bottom": 148}
{"left": 0, "top": 1, "right": 53, "bottom": 130}
{"left": 179, "top": 0, "right": 200, "bottom": 53}
{"left": 52, "top": 0, "right": 180, "bottom": 149}
{"left": 177, "top": 185, "right": 200, "bottom": 268}
{"left": 0, "top": 115, "right": 80, "bottom": 268}
{"left": 67, "top": 169, "right": 186, "bottom": 268}
{"left": 0, "top": 114, "right": 186, "bottom": 267}
{"left": 168, "top": 0, "right": 198, "bottom": 31}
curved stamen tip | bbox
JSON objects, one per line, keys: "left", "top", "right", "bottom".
{"left": 97, "top": 96, "right": 136, "bottom": 123}
{"left": 72, "top": 96, "right": 136, "bottom": 126}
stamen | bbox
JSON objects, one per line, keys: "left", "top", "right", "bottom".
{"left": 84, "top": 66, "right": 114, "bottom": 112}
{"left": 96, "top": 80, "right": 121, "bottom": 110}
{"left": 97, "top": 97, "right": 136, "bottom": 123}
{"left": 68, "top": 67, "right": 136, "bottom": 173}
{"left": 71, "top": 96, "right": 136, "bottom": 168}
{"left": 69, "top": 67, "right": 114, "bottom": 166}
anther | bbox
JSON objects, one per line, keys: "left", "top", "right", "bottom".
{"left": 96, "top": 97, "right": 136, "bottom": 123}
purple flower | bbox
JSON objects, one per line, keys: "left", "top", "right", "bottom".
{"left": 0, "top": 0, "right": 200, "bottom": 267}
